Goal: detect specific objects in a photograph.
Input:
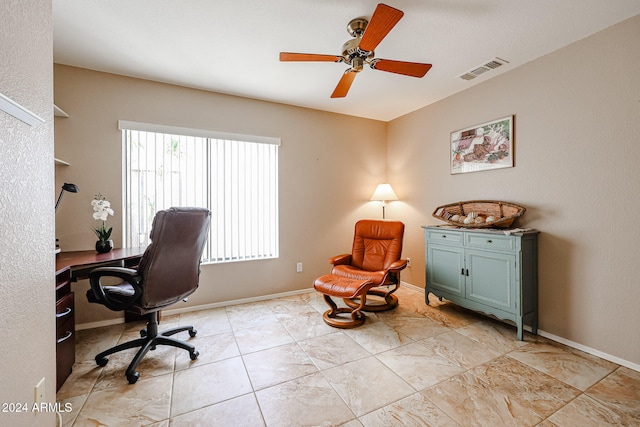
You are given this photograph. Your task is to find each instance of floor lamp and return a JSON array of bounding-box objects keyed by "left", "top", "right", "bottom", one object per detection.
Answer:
[{"left": 370, "top": 183, "right": 398, "bottom": 219}]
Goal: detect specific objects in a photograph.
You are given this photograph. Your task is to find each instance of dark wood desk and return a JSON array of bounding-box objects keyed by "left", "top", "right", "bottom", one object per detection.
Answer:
[
  {"left": 55, "top": 247, "right": 146, "bottom": 390},
  {"left": 56, "top": 247, "right": 147, "bottom": 279}
]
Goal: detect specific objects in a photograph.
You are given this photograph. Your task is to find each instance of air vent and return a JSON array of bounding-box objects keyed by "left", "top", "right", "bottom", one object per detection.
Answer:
[{"left": 459, "top": 57, "right": 509, "bottom": 81}]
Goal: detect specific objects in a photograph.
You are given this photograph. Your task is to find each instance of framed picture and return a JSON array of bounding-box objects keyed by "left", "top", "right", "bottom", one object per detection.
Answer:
[{"left": 450, "top": 115, "right": 513, "bottom": 174}]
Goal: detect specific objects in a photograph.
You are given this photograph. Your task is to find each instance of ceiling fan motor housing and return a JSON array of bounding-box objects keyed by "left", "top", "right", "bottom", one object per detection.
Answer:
[{"left": 341, "top": 38, "right": 374, "bottom": 71}]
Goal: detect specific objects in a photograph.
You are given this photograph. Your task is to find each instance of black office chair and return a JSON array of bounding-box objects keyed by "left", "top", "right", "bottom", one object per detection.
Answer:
[{"left": 87, "top": 207, "right": 211, "bottom": 384}]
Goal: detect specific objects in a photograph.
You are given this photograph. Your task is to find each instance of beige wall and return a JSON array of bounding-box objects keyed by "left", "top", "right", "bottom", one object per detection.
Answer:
[
  {"left": 53, "top": 65, "right": 388, "bottom": 324},
  {"left": 0, "top": 0, "right": 56, "bottom": 425},
  {"left": 387, "top": 14, "right": 640, "bottom": 366}
]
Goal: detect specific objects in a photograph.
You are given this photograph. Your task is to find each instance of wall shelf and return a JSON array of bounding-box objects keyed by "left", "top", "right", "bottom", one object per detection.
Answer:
[
  {"left": 54, "top": 104, "right": 69, "bottom": 118},
  {"left": 54, "top": 103, "right": 69, "bottom": 165}
]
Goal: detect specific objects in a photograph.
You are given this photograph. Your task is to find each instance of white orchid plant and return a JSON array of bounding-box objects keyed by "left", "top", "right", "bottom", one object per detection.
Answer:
[{"left": 91, "top": 194, "right": 115, "bottom": 241}]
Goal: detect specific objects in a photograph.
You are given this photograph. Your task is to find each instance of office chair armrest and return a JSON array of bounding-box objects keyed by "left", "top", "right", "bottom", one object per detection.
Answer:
[
  {"left": 388, "top": 259, "right": 408, "bottom": 273},
  {"left": 329, "top": 254, "right": 352, "bottom": 266},
  {"left": 89, "top": 266, "right": 143, "bottom": 311}
]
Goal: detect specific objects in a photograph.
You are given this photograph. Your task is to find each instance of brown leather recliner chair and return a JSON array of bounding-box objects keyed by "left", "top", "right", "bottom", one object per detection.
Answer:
[
  {"left": 329, "top": 219, "right": 407, "bottom": 312},
  {"left": 87, "top": 207, "right": 211, "bottom": 384}
]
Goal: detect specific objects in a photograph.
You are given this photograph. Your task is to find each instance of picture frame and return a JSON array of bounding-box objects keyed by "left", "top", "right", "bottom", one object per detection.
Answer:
[{"left": 450, "top": 115, "right": 513, "bottom": 174}]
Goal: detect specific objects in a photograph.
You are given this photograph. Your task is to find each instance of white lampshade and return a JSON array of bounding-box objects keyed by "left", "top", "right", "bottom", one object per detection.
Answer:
[{"left": 370, "top": 183, "right": 398, "bottom": 202}]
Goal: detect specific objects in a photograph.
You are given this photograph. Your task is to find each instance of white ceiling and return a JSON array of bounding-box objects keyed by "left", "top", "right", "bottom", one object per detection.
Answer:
[{"left": 53, "top": 0, "right": 640, "bottom": 122}]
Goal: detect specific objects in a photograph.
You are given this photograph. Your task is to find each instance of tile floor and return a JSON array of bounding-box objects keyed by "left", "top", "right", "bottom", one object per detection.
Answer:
[{"left": 56, "top": 286, "right": 640, "bottom": 426}]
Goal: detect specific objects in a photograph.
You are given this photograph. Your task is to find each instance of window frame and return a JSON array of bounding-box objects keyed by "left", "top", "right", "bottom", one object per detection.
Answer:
[{"left": 119, "top": 120, "right": 280, "bottom": 264}]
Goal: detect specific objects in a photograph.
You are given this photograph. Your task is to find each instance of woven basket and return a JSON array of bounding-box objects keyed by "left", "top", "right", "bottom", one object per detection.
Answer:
[{"left": 432, "top": 200, "right": 526, "bottom": 228}]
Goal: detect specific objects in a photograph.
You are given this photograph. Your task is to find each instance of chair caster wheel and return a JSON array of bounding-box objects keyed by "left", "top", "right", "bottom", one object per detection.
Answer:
[
  {"left": 140, "top": 329, "right": 147, "bottom": 338},
  {"left": 127, "top": 372, "right": 140, "bottom": 384},
  {"left": 96, "top": 357, "right": 109, "bottom": 367},
  {"left": 189, "top": 350, "right": 199, "bottom": 360},
  {"left": 189, "top": 329, "right": 197, "bottom": 337}
]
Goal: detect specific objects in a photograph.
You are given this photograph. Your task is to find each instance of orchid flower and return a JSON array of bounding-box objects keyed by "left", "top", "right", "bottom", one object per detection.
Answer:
[{"left": 92, "top": 194, "right": 115, "bottom": 241}]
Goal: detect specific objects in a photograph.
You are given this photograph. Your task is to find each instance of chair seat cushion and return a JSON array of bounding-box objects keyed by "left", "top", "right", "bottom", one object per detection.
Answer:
[
  {"left": 86, "top": 283, "right": 137, "bottom": 305},
  {"left": 331, "top": 265, "right": 387, "bottom": 286}
]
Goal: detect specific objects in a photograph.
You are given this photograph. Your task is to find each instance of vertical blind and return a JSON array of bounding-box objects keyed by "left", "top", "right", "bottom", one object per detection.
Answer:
[{"left": 119, "top": 120, "right": 279, "bottom": 263}]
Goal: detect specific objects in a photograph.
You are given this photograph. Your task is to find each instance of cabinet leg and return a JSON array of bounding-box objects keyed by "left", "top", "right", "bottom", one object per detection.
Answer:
[
  {"left": 516, "top": 318, "right": 524, "bottom": 341},
  {"left": 425, "top": 291, "right": 445, "bottom": 306}
]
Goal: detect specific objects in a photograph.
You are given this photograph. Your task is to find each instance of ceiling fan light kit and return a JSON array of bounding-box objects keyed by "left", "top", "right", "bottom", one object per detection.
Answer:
[{"left": 280, "top": 3, "right": 432, "bottom": 98}]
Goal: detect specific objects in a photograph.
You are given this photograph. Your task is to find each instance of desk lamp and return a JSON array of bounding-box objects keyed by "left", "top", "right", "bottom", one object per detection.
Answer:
[
  {"left": 55, "top": 183, "right": 79, "bottom": 211},
  {"left": 370, "top": 183, "right": 398, "bottom": 219}
]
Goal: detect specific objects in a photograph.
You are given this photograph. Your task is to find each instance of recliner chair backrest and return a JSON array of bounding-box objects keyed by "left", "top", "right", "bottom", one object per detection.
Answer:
[
  {"left": 351, "top": 219, "right": 404, "bottom": 272},
  {"left": 137, "top": 207, "right": 211, "bottom": 309}
]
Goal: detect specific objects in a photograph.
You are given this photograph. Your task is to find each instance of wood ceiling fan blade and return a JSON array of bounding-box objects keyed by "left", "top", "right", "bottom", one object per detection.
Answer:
[
  {"left": 280, "top": 52, "right": 343, "bottom": 62},
  {"left": 331, "top": 70, "right": 358, "bottom": 98},
  {"left": 359, "top": 3, "right": 404, "bottom": 52},
  {"left": 371, "top": 59, "right": 432, "bottom": 77}
]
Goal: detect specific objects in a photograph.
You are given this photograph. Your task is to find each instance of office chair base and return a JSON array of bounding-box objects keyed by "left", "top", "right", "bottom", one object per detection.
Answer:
[{"left": 94, "top": 313, "right": 199, "bottom": 384}]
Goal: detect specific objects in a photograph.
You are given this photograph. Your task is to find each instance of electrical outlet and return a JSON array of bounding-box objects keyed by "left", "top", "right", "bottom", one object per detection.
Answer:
[
  {"left": 296, "top": 262, "right": 303, "bottom": 273},
  {"left": 406, "top": 257, "right": 412, "bottom": 267},
  {"left": 34, "top": 377, "right": 45, "bottom": 408}
]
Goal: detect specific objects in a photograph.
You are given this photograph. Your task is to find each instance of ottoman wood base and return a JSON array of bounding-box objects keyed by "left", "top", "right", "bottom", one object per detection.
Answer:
[{"left": 313, "top": 274, "right": 374, "bottom": 329}]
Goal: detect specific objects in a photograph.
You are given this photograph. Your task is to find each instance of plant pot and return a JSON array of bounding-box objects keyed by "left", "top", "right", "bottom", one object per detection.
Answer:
[{"left": 96, "top": 239, "right": 114, "bottom": 254}]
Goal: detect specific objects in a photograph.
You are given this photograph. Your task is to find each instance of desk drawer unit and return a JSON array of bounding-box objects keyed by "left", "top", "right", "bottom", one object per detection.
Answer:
[
  {"left": 55, "top": 267, "right": 75, "bottom": 391},
  {"left": 56, "top": 291, "right": 75, "bottom": 391},
  {"left": 54, "top": 248, "right": 146, "bottom": 390}
]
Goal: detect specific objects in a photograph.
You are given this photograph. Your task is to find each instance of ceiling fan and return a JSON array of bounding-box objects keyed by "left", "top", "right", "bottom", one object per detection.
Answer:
[{"left": 279, "top": 3, "right": 432, "bottom": 98}]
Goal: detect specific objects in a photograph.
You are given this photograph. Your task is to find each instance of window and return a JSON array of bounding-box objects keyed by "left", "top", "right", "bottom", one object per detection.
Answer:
[{"left": 119, "top": 120, "right": 279, "bottom": 264}]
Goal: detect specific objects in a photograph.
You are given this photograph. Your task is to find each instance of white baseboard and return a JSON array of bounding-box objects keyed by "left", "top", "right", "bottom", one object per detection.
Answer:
[
  {"left": 77, "top": 281, "right": 640, "bottom": 372},
  {"left": 75, "top": 317, "right": 124, "bottom": 331},
  {"left": 536, "top": 329, "right": 640, "bottom": 372},
  {"left": 162, "top": 288, "right": 314, "bottom": 316},
  {"left": 401, "top": 281, "right": 424, "bottom": 292},
  {"left": 404, "top": 281, "right": 639, "bottom": 372},
  {"left": 75, "top": 288, "right": 314, "bottom": 331}
]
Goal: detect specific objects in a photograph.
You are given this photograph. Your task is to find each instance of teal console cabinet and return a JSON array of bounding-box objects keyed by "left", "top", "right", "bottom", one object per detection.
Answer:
[{"left": 423, "top": 225, "right": 539, "bottom": 340}]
